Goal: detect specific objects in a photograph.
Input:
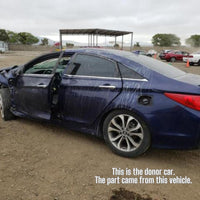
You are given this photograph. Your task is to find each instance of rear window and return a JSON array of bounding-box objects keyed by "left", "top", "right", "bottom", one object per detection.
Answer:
[{"left": 112, "top": 51, "right": 186, "bottom": 78}]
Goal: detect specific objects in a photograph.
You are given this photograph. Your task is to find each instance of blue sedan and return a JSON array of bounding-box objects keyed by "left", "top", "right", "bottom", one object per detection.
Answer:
[{"left": 0, "top": 49, "right": 200, "bottom": 157}]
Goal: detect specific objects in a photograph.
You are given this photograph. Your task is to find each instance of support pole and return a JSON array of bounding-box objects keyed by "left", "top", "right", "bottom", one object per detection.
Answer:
[
  {"left": 130, "top": 33, "right": 133, "bottom": 51},
  {"left": 90, "top": 35, "right": 92, "bottom": 46},
  {"left": 122, "top": 35, "right": 124, "bottom": 50},
  {"left": 96, "top": 34, "right": 98, "bottom": 46},
  {"left": 115, "top": 36, "right": 117, "bottom": 45},
  {"left": 93, "top": 34, "right": 95, "bottom": 47},
  {"left": 59, "top": 32, "right": 62, "bottom": 50}
]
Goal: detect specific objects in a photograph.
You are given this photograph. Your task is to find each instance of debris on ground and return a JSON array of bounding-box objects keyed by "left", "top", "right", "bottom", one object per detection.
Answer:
[{"left": 110, "top": 188, "right": 153, "bottom": 200}]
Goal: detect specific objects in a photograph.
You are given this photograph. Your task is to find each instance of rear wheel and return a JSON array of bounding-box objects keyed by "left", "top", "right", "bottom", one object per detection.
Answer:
[
  {"left": 103, "top": 110, "right": 151, "bottom": 157},
  {"left": 0, "top": 89, "right": 15, "bottom": 121},
  {"left": 198, "top": 60, "right": 200, "bottom": 66},
  {"left": 170, "top": 57, "right": 176, "bottom": 62}
]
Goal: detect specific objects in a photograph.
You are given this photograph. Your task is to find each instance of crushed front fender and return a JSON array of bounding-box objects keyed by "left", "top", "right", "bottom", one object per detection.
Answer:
[
  {"left": 0, "top": 65, "right": 20, "bottom": 87},
  {"left": 0, "top": 73, "right": 9, "bottom": 86}
]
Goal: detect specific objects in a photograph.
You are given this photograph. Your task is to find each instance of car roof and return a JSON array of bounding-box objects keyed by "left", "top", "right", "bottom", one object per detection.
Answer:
[
  {"left": 65, "top": 48, "right": 137, "bottom": 64},
  {"left": 65, "top": 48, "right": 148, "bottom": 68},
  {"left": 65, "top": 48, "right": 128, "bottom": 59},
  {"left": 171, "top": 50, "right": 188, "bottom": 53},
  {"left": 65, "top": 48, "right": 154, "bottom": 66}
]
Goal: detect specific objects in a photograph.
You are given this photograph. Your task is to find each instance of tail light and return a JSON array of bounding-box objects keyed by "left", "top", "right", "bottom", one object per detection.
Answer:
[{"left": 164, "top": 93, "right": 200, "bottom": 111}]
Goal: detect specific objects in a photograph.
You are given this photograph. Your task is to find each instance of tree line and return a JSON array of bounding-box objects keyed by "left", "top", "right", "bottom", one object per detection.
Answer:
[
  {"left": 1, "top": 28, "right": 200, "bottom": 47},
  {"left": 0, "top": 29, "right": 48, "bottom": 45},
  {"left": 152, "top": 33, "right": 200, "bottom": 47}
]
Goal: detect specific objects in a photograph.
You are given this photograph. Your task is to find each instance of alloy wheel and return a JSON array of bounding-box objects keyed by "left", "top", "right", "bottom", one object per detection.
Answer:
[{"left": 108, "top": 114, "right": 144, "bottom": 152}]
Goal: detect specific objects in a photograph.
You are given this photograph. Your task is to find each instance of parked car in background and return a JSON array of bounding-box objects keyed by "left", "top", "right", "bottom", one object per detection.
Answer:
[
  {"left": 159, "top": 49, "right": 172, "bottom": 60},
  {"left": 132, "top": 50, "right": 147, "bottom": 56},
  {"left": 164, "top": 50, "right": 189, "bottom": 62},
  {"left": 146, "top": 49, "right": 157, "bottom": 57},
  {"left": 1, "top": 49, "right": 200, "bottom": 157},
  {"left": 183, "top": 52, "right": 200, "bottom": 66},
  {"left": 0, "top": 41, "right": 8, "bottom": 53}
]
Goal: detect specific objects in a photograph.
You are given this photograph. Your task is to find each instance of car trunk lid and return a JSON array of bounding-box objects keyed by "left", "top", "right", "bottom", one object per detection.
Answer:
[{"left": 175, "top": 73, "right": 200, "bottom": 86}]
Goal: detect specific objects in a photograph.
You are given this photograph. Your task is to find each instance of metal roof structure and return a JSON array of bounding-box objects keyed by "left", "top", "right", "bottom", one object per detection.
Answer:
[{"left": 59, "top": 28, "right": 133, "bottom": 50}]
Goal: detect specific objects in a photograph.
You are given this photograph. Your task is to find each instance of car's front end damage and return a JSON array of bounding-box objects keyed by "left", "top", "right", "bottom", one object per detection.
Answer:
[
  {"left": 0, "top": 65, "right": 21, "bottom": 87},
  {"left": 0, "top": 73, "right": 8, "bottom": 86},
  {"left": 0, "top": 67, "right": 11, "bottom": 87}
]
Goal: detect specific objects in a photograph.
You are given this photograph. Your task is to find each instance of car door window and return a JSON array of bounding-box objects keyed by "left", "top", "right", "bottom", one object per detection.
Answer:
[
  {"left": 118, "top": 63, "right": 144, "bottom": 79},
  {"left": 66, "top": 54, "right": 119, "bottom": 78},
  {"left": 24, "top": 56, "right": 70, "bottom": 75}
]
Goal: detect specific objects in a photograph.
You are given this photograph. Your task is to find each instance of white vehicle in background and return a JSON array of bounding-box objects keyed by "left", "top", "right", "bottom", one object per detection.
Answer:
[
  {"left": 146, "top": 49, "right": 157, "bottom": 57},
  {"left": 0, "top": 41, "right": 8, "bottom": 53},
  {"left": 183, "top": 52, "right": 200, "bottom": 66}
]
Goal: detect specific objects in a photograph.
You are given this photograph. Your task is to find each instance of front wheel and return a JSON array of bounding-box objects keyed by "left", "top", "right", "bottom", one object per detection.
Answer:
[
  {"left": 170, "top": 57, "right": 176, "bottom": 62},
  {"left": 190, "top": 62, "right": 194, "bottom": 66},
  {"left": 103, "top": 110, "right": 151, "bottom": 157},
  {"left": 0, "top": 89, "right": 15, "bottom": 121}
]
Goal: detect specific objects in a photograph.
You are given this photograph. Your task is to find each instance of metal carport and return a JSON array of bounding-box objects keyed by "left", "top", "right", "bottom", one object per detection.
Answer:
[{"left": 59, "top": 28, "right": 133, "bottom": 50}]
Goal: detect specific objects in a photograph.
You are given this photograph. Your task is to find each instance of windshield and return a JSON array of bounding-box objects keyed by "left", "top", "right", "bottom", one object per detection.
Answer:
[{"left": 113, "top": 50, "right": 186, "bottom": 78}]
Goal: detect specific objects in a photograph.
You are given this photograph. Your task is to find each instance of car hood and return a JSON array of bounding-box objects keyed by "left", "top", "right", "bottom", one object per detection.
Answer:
[
  {"left": 0, "top": 65, "right": 19, "bottom": 72},
  {"left": 175, "top": 73, "right": 200, "bottom": 86}
]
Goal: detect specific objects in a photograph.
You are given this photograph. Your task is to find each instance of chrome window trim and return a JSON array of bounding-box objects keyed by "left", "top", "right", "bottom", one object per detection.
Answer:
[
  {"left": 63, "top": 74, "right": 148, "bottom": 82},
  {"left": 22, "top": 74, "right": 53, "bottom": 78},
  {"left": 123, "top": 78, "right": 148, "bottom": 82},
  {"left": 64, "top": 74, "right": 121, "bottom": 80}
]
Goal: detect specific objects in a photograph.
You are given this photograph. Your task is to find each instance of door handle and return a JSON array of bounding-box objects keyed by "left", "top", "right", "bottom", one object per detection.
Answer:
[
  {"left": 99, "top": 85, "right": 116, "bottom": 89},
  {"left": 36, "top": 83, "right": 47, "bottom": 88}
]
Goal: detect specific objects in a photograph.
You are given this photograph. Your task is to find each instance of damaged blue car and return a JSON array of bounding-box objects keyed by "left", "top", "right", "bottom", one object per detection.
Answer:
[{"left": 0, "top": 49, "right": 200, "bottom": 157}]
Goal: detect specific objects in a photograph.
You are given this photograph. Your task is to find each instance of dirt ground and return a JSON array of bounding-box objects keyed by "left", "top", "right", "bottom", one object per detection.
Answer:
[{"left": 0, "top": 51, "right": 199, "bottom": 200}]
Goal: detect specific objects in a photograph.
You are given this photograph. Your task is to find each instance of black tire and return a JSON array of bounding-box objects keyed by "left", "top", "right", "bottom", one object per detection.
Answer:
[
  {"left": 190, "top": 62, "right": 194, "bottom": 66},
  {"left": 0, "top": 88, "right": 15, "bottom": 121},
  {"left": 198, "top": 60, "right": 200, "bottom": 66},
  {"left": 170, "top": 57, "right": 176, "bottom": 62},
  {"left": 103, "top": 110, "right": 151, "bottom": 158}
]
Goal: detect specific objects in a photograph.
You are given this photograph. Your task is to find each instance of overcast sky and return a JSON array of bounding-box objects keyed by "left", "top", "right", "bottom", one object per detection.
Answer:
[{"left": 0, "top": 0, "right": 200, "bottom": 45}]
